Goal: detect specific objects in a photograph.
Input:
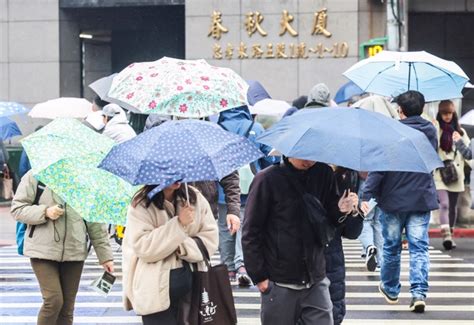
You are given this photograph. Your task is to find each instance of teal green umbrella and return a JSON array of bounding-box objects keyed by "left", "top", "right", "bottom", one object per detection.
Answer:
[{"left": 22, "top": 118, "right": 135, "bottom": 225}]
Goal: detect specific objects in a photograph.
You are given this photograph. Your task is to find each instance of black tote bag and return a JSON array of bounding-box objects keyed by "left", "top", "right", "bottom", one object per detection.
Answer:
[{"left": 179, "top": 237, "right": 237, "bottom": 325}]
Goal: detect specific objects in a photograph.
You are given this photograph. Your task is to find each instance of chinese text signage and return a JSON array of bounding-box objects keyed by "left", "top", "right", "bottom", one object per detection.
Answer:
[{"left": 208, "top": 9, "right": 349, "bottom": 60}]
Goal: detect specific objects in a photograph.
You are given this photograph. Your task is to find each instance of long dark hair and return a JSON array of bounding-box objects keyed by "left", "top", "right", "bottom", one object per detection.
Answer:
[
  {"left": 436, "top": 100, "right": 464, "bottom": 136},
  {"left": 132, "top": 184, "right": 197, "bottom": 209}
]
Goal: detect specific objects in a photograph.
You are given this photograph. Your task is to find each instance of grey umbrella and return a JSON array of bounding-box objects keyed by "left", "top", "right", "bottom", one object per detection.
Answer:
[{"left": 88, "top": 74, "right": 141, "bottom": 113}]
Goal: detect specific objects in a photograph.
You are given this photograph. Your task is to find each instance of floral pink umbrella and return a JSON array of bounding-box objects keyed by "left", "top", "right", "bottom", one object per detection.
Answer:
[{"left": 107, "top": 57, "right": 248, "bottom": 118}]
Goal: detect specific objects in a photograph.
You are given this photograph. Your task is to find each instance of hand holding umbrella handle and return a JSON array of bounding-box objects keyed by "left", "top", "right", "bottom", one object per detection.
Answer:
[
  {"left": 178, "top": 204, "right": 195, "bottom": 227},
  {"left": 46, "top": 205, "right": 65, "bottom": 220}
]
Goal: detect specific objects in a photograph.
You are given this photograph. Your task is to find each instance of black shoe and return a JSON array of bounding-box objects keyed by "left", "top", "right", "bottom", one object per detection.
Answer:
[
  {"left": 365, "top": 245, "right": 377, "bottom": 272},
  {"left": 378, "top": 283, "right": 399, "bottom": 304},
  {"left": 409, "top": 297, "right": 426, "bottom": 313},
  {"left": 237, "top": 266, "right": 252, "bottom": 287}
]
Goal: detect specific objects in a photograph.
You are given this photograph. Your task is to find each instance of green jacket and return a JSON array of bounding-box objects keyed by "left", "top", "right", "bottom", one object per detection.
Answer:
[{"left": 11, "top": 171, "right": 113, "bottom": 264}]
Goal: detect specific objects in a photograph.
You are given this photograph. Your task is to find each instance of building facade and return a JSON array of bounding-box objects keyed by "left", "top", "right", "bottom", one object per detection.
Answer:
[{"left": 1, "top": 0, "right": 473, "bottom": 133}]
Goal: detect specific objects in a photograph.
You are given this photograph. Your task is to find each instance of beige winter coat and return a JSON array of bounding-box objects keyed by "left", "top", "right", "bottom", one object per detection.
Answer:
[
  {"left": 434, "top": 127, "right": 470, "bottom": 192},
  {"left": 11, "top": 171, "right": 113, "bottom": 263},
  {"left": 122, "top": 187, "right": 218, "bottom": 315}
]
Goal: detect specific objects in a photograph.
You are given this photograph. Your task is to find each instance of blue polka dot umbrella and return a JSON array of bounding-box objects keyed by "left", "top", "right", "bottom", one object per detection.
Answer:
[{"left": 98, "top": 119, "right": 264, "bottom": 198}]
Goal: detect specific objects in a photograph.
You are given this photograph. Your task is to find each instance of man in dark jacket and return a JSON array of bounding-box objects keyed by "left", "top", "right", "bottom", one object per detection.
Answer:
[
  {"left": 243, "top": 157, "right": 359, "bottom": 325},
  {"left": 361, "top": 90, "right": 438, "bottom": 314}
]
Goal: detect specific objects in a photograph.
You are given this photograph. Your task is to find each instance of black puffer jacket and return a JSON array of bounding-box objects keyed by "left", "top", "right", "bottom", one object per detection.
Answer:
[{"left": 325, "top": 168, "right": 363, "bottom": 324}]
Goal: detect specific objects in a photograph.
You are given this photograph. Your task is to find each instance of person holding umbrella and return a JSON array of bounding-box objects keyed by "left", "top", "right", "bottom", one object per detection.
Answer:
[
  {"left": 122, "top": 182, "right": 218, "bottom": 324},
  {"left": 360, "top": 90, "right": 439, "bottom": 313},
  {"left": 10, "top": 172, "right": 114, "bottom": 325},
  {"left": 434, "top": 100, "right": 471, "bottom": 250}
]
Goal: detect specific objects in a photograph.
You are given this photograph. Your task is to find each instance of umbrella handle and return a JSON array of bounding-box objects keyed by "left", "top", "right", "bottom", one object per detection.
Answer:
[{"left": 184, "top": 182, "right": 190, "bottom": 205}]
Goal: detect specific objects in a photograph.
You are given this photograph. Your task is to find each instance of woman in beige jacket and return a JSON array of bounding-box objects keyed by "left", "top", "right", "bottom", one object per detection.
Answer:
[
  {"left": 433, "top": 100, "right": 471, "bottom": 250},
  {"left": 122, "top": 182, "right": 218, "bottom": 324},
  {"left": 11, "top": 171, "right": 114, "bottom": 325}
]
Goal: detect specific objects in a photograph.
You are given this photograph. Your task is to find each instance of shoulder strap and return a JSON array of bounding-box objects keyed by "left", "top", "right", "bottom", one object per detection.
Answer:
[
  {"left": 29, "top": 181, "right": 46, "bottom": 238},
  {"left": 192, "top": 236, "right": 211, "bottom": 269},
  {"left": 33, "top": 181, "right": 45, "bottom": 205},
  {"left": 244, "top": 121, "right": 255, "bottom": 138}
]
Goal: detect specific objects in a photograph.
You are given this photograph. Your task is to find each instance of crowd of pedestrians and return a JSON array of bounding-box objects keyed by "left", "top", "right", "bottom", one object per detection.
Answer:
[{"left": 8, "top": 74, "right": 473, "bottom": 325}]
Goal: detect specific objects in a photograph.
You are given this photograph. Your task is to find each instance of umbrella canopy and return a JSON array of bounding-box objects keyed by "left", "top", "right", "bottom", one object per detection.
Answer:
[
  {"left": 257, "top": 107, "right": 443, "bottom": 173},
  {"left": 0, "top": 102, "right": 29, "bottom": 117},
  {"left": 0, "top": 117, "right": 22, "bottom": 140},
  {"left": 29, "top": 98, "right": 92, "bottom": 119},
  {"left": 248, "top": 98, "right": 291, "bottom": 117},
  {"left": 352, "top": 95, "right": 399, "bottom": 119},
  {"left": 334, "top": 81, "right": 364, "bottom": 104},
  {"left": 106, "top": 57, "right": 248, "bottom": 118},
  {"left": 88, "top": 74, "right": 139, "bottom": 112},
  {"left": 460, "top": 110, "right": 474, "bottom": 126},
  {"left": 99, "top": 119, "right": 264, "bottom": 197},
  {"left": 22, "top": 118, "right": 135, "bottom": 225},
  {"left": 343, "top": 51, "right": 469, "bottom": 102}
]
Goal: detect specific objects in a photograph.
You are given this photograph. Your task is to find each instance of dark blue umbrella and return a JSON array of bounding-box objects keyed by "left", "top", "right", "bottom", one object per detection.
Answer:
[
  {"left": 0, "top": 102, "right": 29, "bottom": 117},
  {"left": 257, "top": 107, "right": 443, "bottom": 173},
  {"left": 99, "top": 119, "right": 263, "bottom": 197},
  {"left": 0, "top": 117, "right": 22, "bottom": 140},
  {"left": 334, "top": 81, "right": 364, "bottom": 104}
]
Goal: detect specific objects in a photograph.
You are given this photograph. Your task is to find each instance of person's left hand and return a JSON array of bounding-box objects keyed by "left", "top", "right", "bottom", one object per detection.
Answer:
[
  {"left": 338, "top": 190, "right": 359, "bottom": 214},
  {"left": 226, "top": 214, "right": 240, "bottom": 235},
  {"left": 102, "top": 260, "right": 114, "bottom": 273},
  {"left": 453, "top": 131, "right": 462, "bottom": 142}
]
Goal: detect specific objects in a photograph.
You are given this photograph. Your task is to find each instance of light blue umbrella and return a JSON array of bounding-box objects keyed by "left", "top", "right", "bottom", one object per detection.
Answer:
[
  {"left": 334, "top": 81, "right": 364, "bottom": 104},
  {"left": 343, "top": 51, "right": 469, "bottom": 102},
  {"left": 99, "top": 119, "right": 264, "bottom": 198},
  {"left": 257, "top": 107, "right": 443, "bottom": 173},
  {"left": 0, "top": 117, "right": 22, "bottom": 140},
  {"left": 0, "top": 102, "right": 29, "bottom": 117}
]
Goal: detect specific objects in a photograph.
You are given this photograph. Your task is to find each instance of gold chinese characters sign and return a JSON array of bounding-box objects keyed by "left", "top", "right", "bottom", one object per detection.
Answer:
[{"left": 208, "top": 9, "right": 348, "bottom": 60}]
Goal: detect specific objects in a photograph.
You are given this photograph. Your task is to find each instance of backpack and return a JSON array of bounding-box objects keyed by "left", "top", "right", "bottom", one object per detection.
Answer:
[
  {"left": 16, "top": 181, "right": 45, "bottom": 255},
  {"left": 220, "top": 121, "right": 256, "bottom": 195}
]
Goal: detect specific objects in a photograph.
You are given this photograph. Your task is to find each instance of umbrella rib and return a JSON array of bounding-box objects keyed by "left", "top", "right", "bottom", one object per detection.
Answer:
[
  {"left": 424, "top": 62, "right": 462, "bottom": 87},
  {"left": 363, "top": 63, "right": 396, "bottom": 92}
]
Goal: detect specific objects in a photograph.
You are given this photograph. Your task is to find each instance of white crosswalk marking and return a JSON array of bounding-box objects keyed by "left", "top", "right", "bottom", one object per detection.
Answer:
[{"left": 0, "top": 241, "right": 473, "bottom": 324}]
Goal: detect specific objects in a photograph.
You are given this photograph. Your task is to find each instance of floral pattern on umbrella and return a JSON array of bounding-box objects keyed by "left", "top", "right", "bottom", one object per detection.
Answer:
[
  {"left": 107, "top": 57, "right": 249, "bottom": 118},
  {"left": 21, "top": 118, "right": 136, "bottom": 225}
]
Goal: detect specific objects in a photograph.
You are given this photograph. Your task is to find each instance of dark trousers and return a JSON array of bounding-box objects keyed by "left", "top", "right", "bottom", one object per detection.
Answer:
[
  {"left": 30, "top": 258, "right": 84, "bottom": 325},
  {"left": 261, "top": 277, "right": 333, "bottom": 325},
  {"left": 142, "top": 303, "right": 179, "bottom": 325}
]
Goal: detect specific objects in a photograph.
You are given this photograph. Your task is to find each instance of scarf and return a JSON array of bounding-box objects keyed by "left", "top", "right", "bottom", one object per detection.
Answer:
[{"left": 440, "top": 120, "right": 455, "bottom": 153}]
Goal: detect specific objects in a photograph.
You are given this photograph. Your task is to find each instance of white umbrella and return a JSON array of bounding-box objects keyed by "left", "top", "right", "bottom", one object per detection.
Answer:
[
  {"left": 29, "top": 98, "right": 92, "bottom": 119},
  {"left": 460, "top": 110, "right": 474, "bottom": 126},
  {"left": 343, "top": 51, "right": 469, "bottom": 102},
  {"left": 248, "top": 99, "right": 291, "bottom": 117}
]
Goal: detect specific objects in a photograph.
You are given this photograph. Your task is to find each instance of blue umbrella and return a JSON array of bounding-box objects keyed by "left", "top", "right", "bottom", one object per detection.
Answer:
[
  {"left": 0, "top": 117, "right": 22, "bottom": 140},
  {"left": 0, "top": 102, "right": 29, "bottom": 117},
  {"left": 257, "top": 107, "right": 443, "bottom": 173},
  {"left": 343, "top": 51, "right": 469, "bottom": 102},
  {"left": 99, "top": 119, "right": 264, "bottom": 197},
  {"left": 334, "top": 81, "right": 364, "bottom": 104}
]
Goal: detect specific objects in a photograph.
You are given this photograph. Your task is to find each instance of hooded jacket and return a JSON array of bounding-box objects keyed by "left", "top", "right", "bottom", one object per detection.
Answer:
[
  {"left": 103, "top": 109, "right": 137, "bottom": 144},
  {"left": 361, "top": 115, "right": 439, "bottom": 213}
]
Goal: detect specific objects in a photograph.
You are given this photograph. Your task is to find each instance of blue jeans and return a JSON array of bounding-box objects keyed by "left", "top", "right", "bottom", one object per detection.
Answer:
[
  {"left": 380, "top": 211, "right": 430, "bottom": 299},
  {"left": 218, "top": 204, "right": 244, "bottom": 272},
  {"left": 358, "top": 207, "right": 384, "bottom": 266}
]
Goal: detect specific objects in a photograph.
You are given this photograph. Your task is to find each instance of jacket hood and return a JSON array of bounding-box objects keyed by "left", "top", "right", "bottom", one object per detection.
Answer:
[
  {"left": 218, "top": 105, "right": 254, "bottom": 136},
  {"left": 401, "top": 115, "right": 438, "bottom": 149},
  {"left": 247, "top": 80, "right": 271, "bottom": 106}
]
